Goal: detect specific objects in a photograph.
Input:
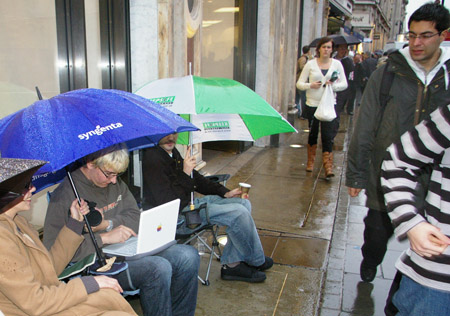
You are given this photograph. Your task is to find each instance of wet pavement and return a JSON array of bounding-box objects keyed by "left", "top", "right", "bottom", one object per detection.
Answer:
[{"left": 128, "top": 110, "right": 407, "bottom": 315}]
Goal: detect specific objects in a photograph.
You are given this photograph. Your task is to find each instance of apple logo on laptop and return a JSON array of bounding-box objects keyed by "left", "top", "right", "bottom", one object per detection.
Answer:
[{"left": 157, "top": 224, "right": 162, "bottom": 232}]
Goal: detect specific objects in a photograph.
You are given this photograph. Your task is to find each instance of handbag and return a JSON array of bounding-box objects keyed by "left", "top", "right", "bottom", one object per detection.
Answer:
[{"left": 314, "top": 84, "right": 336, "bottom": 122}]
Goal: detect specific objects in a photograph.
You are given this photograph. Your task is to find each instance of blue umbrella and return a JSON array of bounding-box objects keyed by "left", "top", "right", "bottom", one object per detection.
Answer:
[
  {"left": 0, "top": 88, "right": 198, "bottom": 267},
  {"left": 0, "top": 88, "right": 199, "bottom": 191}
]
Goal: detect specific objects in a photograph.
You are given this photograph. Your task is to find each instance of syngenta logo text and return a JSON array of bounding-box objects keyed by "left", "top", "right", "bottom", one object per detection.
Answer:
[
  {"left": 78, "top": 123, "right": 123, "bottom": 140},
  {"left": 149, "top": 96, "right": 175, "bottom": 107},
  {"left": 203, "top": 121, "right": 230, "bottom": 131}
]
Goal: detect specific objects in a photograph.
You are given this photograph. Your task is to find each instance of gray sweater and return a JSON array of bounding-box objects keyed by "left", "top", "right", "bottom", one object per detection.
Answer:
[{"left": 43, "top": 168, "right": 140, "bottom": 262}]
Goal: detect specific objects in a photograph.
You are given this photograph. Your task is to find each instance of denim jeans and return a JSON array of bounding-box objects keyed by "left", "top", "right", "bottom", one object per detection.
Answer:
[
  {"left": 182, "top": 195, "right": 265, "bottom": 266},
  {"left": 117, "top": 244, "right": 199, "bottom": 316},
  {"left": 393, "top": 275, "right": 450, "bottom": 316}
]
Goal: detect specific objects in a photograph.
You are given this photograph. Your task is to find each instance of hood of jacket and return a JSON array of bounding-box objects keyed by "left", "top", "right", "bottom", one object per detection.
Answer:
[{"left": 396, "top": 46, "right": 450, "bottom": 89}]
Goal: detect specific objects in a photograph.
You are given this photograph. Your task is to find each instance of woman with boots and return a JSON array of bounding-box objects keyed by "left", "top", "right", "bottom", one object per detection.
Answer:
[{"left": 296, "top": 37, "right": 347, "bottom": 177}]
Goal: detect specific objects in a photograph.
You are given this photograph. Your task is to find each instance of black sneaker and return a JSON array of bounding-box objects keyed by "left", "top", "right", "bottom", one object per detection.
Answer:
[
  {"left": 247, "top": 256, "right": 274, "bottom": 271},
  {"left": 360, "top": 261, "right": 377, "bottom": 282},
  {"left": 221, "top": 263, "right": 266, "bottom": 283}
]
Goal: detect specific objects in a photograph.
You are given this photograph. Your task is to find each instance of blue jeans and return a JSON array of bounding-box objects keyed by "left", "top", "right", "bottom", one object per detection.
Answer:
[
  {"left": 182, "top": 195, "right": 265, "bottom": 266},
  {"left": 393, "top": 275, "right": 450, "bottom": 316},
  {"left": 117, "top": 244, "right": 199, "bottom": 316}
]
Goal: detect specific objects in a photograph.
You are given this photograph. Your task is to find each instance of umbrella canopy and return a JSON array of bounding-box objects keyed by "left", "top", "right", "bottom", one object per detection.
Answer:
[
  {"left": 0, "top": 158, "right": 46, "bottom": 211},
  {"left": 0, "top": 88, "right": 199, "bottom": 190},
  {"left": 135, "top": 75, "right": 296, "bottom": 144},
  {"left": 309, "top": 34, "right": 361, "bottom": 47}
]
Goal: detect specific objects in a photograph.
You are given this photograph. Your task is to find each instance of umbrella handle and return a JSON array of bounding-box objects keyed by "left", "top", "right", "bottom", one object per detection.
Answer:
[{"left": 66, "top": 169, "right": 107, "bottom": 267}]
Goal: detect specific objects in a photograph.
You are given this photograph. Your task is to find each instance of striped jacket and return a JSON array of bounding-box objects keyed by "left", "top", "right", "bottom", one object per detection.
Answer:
[{"left": 381, "top": 104, "right": 450, "bottom": 292}]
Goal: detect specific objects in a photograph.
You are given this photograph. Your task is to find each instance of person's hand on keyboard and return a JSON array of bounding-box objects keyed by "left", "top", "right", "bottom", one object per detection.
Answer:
[{"left": 100, "top": 225, "right": 136, "bottom": 245}]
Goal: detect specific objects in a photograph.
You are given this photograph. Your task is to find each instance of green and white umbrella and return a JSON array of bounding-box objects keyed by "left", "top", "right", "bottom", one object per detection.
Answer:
[{"left": 135, "top": 75, "right": 296, "bottom": 144}]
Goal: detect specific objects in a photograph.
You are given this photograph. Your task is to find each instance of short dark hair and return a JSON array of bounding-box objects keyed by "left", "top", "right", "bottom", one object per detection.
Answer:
[
  {"left": 302, "top": 45, "right": 310, "bottom": 54},
  {"left": 408, "top": 2, "right": 450, "bottom": 33},
  {"left": 316, "top": 37, "right": 333, "bottom": 57}
]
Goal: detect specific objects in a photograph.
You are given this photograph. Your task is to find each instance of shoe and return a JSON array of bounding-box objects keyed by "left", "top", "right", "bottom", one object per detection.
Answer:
[
  {"left": 360, "top": 261, "right": 377, "bottom": 282},
  {"left": 221, "top": 263, "right": 266, "bottom": 283},
  {"left": 248, "top": 256, "right": 274, "bottom": 271},
  {"left": 347, "top": 111, "right": 353, "bottom": 115}
]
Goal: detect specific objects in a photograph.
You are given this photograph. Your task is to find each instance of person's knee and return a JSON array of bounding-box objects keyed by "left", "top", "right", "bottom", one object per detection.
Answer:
[
  {"left": 146, "top": 258, "right": 173, "bottom": 283},
  {"left": 178, "top": 245, "right": 200, "bottom": 273}
]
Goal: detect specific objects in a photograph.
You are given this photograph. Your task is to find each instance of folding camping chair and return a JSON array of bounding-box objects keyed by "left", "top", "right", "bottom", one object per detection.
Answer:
[{"left": 175, "top": 173, "right": 230, "bottom": 286}]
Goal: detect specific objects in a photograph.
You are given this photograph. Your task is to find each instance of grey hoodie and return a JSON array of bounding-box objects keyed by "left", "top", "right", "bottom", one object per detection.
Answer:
[{"left": 43, "top": 168, "right": 141, "bottom": 262}]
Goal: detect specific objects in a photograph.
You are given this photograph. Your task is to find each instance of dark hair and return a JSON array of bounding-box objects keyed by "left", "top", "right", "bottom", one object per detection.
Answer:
[
  {"left": 408, "top": 2, "right": 450, "bottom": 33},
  {"left": 302, "top": 45, "right": 310, "bottom": 54},
  {"left": 316, "top": 37, "right": 333, "bottom": 57}
]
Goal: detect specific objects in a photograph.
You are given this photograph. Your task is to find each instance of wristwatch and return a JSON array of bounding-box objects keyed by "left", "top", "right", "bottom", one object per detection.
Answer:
[{"left": 105, "top": 220, "right": 113, "bottom": 232}]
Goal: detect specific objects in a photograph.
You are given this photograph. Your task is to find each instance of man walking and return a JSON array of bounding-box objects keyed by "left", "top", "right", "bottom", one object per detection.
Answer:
[
  {"left": 346, "top": 2, "right": 450, "bottom": 283},
  {"left": 335, "top": 44, "right": 355, "bottom": 116}
]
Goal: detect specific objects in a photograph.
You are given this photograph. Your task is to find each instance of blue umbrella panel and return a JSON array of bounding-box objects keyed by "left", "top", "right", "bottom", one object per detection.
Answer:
[{"left": 0, "top": 88, "right": 199, "bottom": 191}]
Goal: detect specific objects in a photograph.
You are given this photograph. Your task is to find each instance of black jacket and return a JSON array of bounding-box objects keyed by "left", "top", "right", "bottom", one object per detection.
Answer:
[{"left": 142, "top": 146, "right": 229, "bottom": 210}]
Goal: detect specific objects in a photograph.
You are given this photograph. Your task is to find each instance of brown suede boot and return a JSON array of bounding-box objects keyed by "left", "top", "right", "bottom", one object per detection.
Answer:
[
  {"left": 306, "top": 144, "right": 317, "bottom": 172},
  {"left": 323, "top": 152, "right": 334, "bottom": 177}
]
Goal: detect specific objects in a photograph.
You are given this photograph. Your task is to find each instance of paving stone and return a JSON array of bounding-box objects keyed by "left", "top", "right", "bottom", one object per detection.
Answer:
[
  {"left": 326, "top": 268, "right": 344, "bottom": 282},
  {"left": 319, "top": 307, "right": 341, "bottom": 316},
  {"left": 324, "top": 279, "right": 342, "bottom": 295},
  {"left": 322, "top": 293, "right": 341, "bottom": 310},
  {"left": 328, "top": 256, "right": 345, "bottom": 271},
  {"left": 341, "top": 273, "right": 393, "bottom": 316}
]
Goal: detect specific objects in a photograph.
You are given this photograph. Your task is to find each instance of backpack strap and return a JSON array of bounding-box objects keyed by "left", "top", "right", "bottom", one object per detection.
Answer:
[
  {"left": 375, "top": 61, "right": 395, "bottom": 135},
  {"left": 379, "top": 60, "right": 394, "bottom": 109}
]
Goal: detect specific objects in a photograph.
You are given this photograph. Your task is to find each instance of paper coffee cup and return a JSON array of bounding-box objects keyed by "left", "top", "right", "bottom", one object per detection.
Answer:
[{"left": 239, "top": 182, "right": 251, "bottom": 199}]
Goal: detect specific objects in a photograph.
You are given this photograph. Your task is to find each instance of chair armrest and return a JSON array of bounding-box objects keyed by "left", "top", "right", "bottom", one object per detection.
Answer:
[{"left": 205, "top": 174, "right": 230, "bottom": 185}]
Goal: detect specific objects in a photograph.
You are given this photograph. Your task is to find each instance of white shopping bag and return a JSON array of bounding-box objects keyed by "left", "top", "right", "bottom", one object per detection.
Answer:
[{"left": 314, "top": 85, "right": 336, "bottom": 122}]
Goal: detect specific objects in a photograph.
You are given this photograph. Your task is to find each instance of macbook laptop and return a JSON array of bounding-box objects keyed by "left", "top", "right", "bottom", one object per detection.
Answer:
[{"left": 103, "top": 199, "right": 180, "bottom": 259}]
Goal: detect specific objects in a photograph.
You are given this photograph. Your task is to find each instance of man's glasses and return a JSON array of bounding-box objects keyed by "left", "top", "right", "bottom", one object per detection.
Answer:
[
  {"left": 406, "top": 32, "right": 440, "bottom": 41},
  {"left": 99, "top": 167, "right": 123, "bottom": 179}
]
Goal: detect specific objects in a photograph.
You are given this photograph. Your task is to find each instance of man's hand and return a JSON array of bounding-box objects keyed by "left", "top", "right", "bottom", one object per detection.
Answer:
[
  {"left": 183, "top": 146, "right": 197, "bottom": 175},
  {"left": 93, "top": 275, "right": 123, "bottom": 293},
  {"left": 407, "top": 222, "right": 450, "bottom": 257},
  {"left": 224, "top": 188, "right": 242, "bottom": 199},
  {"left": 100, "top": 225, "right": 136, "bottom": 245},
  {"left": 69, "top": 199, "right": 89, "bottom": 222},
  {"left": 348, "top": 187, "right": 362, "bottom": 197}
]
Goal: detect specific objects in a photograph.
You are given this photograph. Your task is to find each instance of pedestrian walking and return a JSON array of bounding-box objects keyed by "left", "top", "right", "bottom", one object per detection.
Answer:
[
  {"left": 346, "top": 2, "right": 450, "bottom": 287},
  {"left": 381, "top": 104, "right": 450, "bottom": 316},
  {"left": 296, "top": 45, "right": 312, "bottom": 118},
  {"left": 297, "top": 37, "right": 347, "bottom": 177}
]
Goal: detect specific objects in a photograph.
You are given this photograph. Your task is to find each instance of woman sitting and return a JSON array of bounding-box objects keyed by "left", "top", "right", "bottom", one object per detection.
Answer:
[{"left": 0, "top": 158, "right": 136, "bottom": 315}]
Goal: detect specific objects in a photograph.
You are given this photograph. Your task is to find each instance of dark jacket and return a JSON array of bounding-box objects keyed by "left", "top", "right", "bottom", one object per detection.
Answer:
[
  {"left": 337, "top": 56, "right": 355, "bottom": 101},
  {"left": 346, "top": 48, "right": 450, "bottom": 211},
  {"left": 142, "top": 146, "right": 229, "bottom": 210}
]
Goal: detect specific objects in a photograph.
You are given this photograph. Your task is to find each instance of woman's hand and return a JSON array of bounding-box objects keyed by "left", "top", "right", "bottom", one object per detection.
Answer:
[
  {"left": 310, "top": 81, "right": 322, "bottom": 89},
  {"left": 93, "top": 275, "right": 123, "bottom": 293},
  {"left": 69, "top": 199, "right": 89, "bottom": 222}
]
